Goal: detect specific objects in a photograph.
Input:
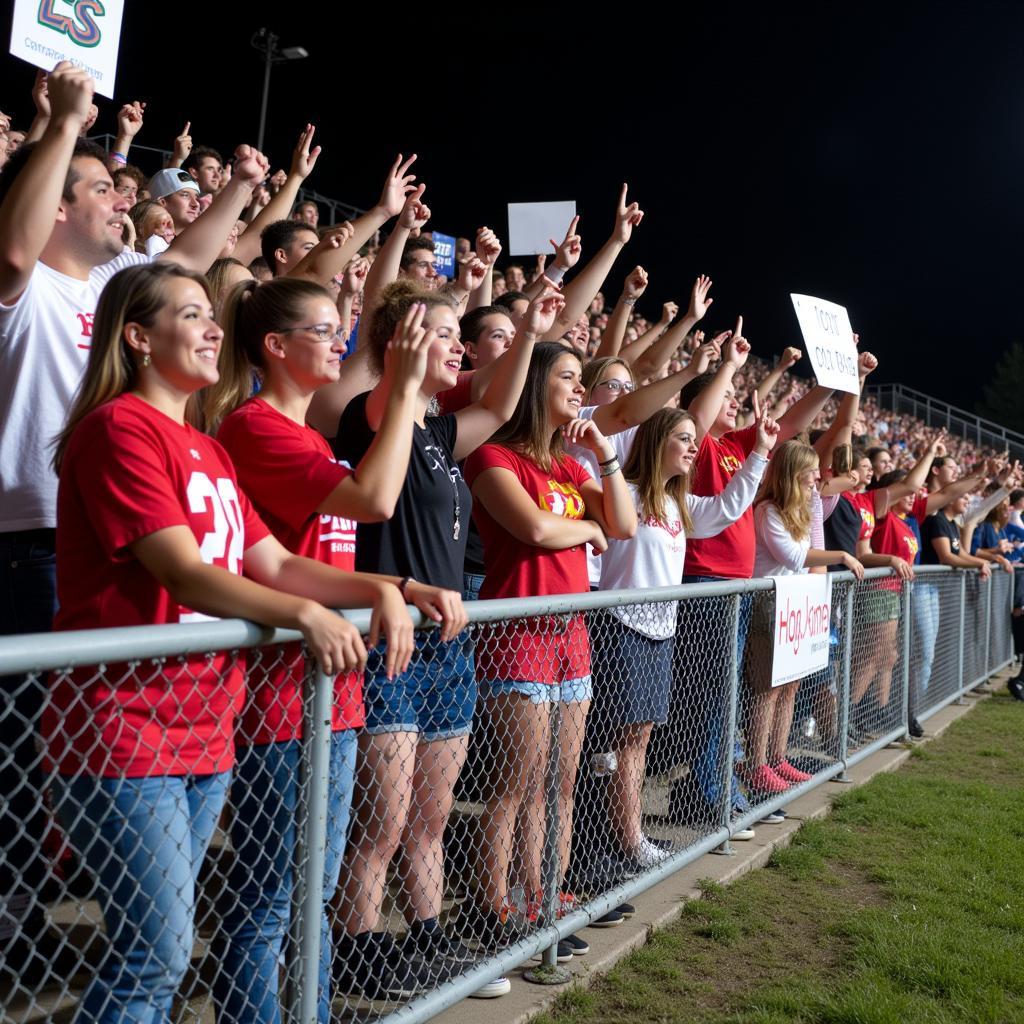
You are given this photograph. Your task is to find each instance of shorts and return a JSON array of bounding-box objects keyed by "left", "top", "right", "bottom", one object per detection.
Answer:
[
  {"left": 591, "top": 614, "right": 674, "bottom": 726},
  {"left": 478, "top": 676, "right": 592, "bottom": 704},
  {"left": 363, "top": 630, "right": 476, "bottom": 740},
  {"left": 861, "top": 587, "right": 901, "bottom": 624}
]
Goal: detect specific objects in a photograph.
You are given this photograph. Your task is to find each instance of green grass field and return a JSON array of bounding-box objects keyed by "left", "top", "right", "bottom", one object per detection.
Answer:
[{"left": 535, "top": 693, "right": 1024, "bottom": 1024}]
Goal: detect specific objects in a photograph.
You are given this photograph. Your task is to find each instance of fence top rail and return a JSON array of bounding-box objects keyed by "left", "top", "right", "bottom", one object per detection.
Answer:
[{"left": 0, "top": 566, "right": 958, "bottom": 676}]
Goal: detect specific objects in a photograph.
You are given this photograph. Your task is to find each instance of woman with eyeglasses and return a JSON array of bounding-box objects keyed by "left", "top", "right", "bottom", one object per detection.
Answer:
[{"left": 207, "top": 277, "right": 458, "bottom": 1022}]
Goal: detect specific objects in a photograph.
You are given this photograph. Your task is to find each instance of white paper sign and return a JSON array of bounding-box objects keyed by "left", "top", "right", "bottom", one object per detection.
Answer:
[
  {"left": 508, "top": 201, "right": 576, "bottom": 257},
  {"left": 790, "top": 293, "right": 859, "bottom": 395},
  {"left": 10, "top": 0, "right": 125, "bottom": 99},
  {"left": 771, "top": 574, "right": 833, "bottom": 687}
]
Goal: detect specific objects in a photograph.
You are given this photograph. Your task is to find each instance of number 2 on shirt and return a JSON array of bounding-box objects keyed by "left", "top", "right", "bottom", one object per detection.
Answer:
[{"left": 187, "top": 472, "right": 245, "bottom": 574}]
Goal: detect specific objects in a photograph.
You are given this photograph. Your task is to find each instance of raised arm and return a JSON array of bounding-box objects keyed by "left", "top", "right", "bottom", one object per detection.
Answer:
[
  {"left": 629, "top": 275, "right": 714, "bottom": 380},
  {"left": 594, "top": 265, "right": 649, "bottom": 360},
  {"left": 571, "top": 419, "right": 638, "bottom": 541},
  {"left": 466, "top": 226, "right": 502, "bottom": 312},
  {"left": 776, "top": 380, "right": 836, "bottom": 443},
  {"left": 524, "top": 215, "right": 581, "bottom": 302},
  {"left": 755, "top": 346, "right": 802, "bottom": 410},
  {"left": 873, "top": 431, "right": 946, "bottom": 516},
  {"left": 168, "top": 121, "right": 193, "bottom": 168},
  {"left": 541, "top": 184, "right": 644, "bottom": 340},
  {"left": 688, "top": 319, "right": 749, "bottom": 440},
  {"left": 814, "top": 347, "right": 875, "bottom": 469},
  {"left": 109, "top": 99, "right": 145, "bottom": 170}
]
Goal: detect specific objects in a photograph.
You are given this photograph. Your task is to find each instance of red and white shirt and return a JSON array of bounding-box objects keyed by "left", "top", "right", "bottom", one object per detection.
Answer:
[
  {"left": 218, "top": 398, "right": 365, "bottom": 742},
  {"left": 44, "top": 394, "right": 270, "bottom": 778}
]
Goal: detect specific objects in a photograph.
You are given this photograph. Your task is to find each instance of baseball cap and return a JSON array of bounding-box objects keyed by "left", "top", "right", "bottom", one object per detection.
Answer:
[{"left": 147, "top": 167, "right": 201, "bottom": 201}]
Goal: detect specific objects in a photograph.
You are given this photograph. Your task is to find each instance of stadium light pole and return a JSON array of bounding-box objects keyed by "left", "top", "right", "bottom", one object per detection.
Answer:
[{"left": 251, "top": 28, "right": 309, "bottom": 152}]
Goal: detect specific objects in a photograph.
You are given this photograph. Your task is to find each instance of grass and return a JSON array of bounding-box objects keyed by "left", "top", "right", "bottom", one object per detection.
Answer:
[{"left": 532, "top": 692, "right": 1024, "bottom": 1024}]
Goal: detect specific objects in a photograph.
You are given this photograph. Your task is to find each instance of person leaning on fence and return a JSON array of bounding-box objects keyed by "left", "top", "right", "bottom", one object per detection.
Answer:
[
  {"left": 328, "top": 279, "right": 550, "bottom": 1000},
  {"left": 462, "top": 339, "right": 637, "bottom": 953},
  {"left": 207, "top": 279, "right": 459, "bottom": 1023},
  {"left": 744, "top": 440, "right": 865, "bottom": 796},
  {"left": 43, "top": 261, "right": 421, "bottom": 1023},
  {"left": 591, "top": 400, "right": 776, "bottom": 864}
]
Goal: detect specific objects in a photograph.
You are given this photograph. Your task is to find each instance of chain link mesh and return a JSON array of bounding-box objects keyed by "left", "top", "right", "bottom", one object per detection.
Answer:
[{"left": 0, "top": 570, "right": 1007, "bottom": 1022}]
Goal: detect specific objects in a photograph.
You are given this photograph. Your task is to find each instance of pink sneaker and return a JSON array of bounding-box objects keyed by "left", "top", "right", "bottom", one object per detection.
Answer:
[
  {"left": 744, "top": 763, "right": 791, "bottom": 795},
  {"left": 773, "top": 759, "right": 813, "bottom": 784}
]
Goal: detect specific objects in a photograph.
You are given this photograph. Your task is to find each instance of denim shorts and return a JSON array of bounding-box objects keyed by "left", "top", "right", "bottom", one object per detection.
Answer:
[
  {"left": 478, "top": 675, "right": 592, "bottom": 704},
  {"left": 363, "top": 630, "right": 476, "bottom": 740}
]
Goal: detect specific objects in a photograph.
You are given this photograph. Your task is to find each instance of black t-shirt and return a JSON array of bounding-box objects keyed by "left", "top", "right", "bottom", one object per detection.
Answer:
[
  {"left": 921, "top": 512, "right": 960, "bottom": 565},
  {"left": 333, "top": 392, "right": 471, "bottom": 591},
  {"left": 824, "top": 494, "right": 863, "bottom": 571}
]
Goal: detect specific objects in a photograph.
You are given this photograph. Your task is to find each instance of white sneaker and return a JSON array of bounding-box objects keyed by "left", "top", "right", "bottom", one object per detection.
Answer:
[
  {"left": 732, "top": 825, "right": 756, "bottom": 841},
  {"left": 634, "top": 837, "right": 671, "bottom": 867},
  {"left": 470, "top": 975, "right": 511, "bottom": 998}
]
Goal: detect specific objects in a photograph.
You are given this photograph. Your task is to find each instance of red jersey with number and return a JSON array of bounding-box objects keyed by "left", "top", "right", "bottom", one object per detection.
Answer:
[
  {"left": 463, "top": 444, "right": 591, "bottom": 683},
  {"left": 871, "top": 509, "right": 919, "bottom": 592},
  {"left": 845, "top": 490, "right": 877, "bottom": 541},
  {"left": 44, "top": 394, "right": 270, "bottom": 778},
  {"left": 218, "top": 398, "right": 365, "bottom": 741},
  {"left": 684, "top": 425, "right": 759, "bottom": 579}
]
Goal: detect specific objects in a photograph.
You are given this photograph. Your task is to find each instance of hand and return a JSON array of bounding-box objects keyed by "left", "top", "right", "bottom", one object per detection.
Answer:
[
  {"left": 45, "top": 61, "right": 96, "bottom": 128},
  {"left": 588, "top": 521, "right": 609, "bottom": 555},
  {"left": 660, "top": 301, "right": 679, "bottom": 324},
  {"left": 268, "top": 169, "right": 287, "bottom": 193},
  {"left": 384, "top": 301, "right": 433, "bottom": 391},
  {"left": 172, "top": 121, "right": 192, "bottom": 165},
  {"left": 751, "top": 391, "right": 781, "bottom": 456},
  {"left": 781, "top": 346, "right": 803, "bottom": 369},
  {"left": 403, "top": 581, "right": 468, "bottom": 643},
  {"left": 623, "top": 265, "right": 648, "bottom": 301},
  {"left": 858, "top": 350, "right": 878, "bottom": 378},
  {"left": 534, "top": 252, "right": 548, "bottom": 279},
  {"left": 521, "top": 284, "right": 566, "bottom": 337},
  {"left": 250, "top": 185, "right": 271, "bottom": 211},
  {"left": 457, "top": 255, "right": 488, "bottom": 293},
  {"left": 841, "top": 552, "right": 866, "bottom": 579},
  {"left": 340, "top": 256, "right": 369, "bottom": 296},
  {"left": 690, "top": 335, "right": 723, "bottom": 375},
  {"left": 116, "top": 99, "right": 145, "bottom": 139},
  {"left": 378, "top": 153, "right": 418, "bottom": 218},
  {"left": 998, "top": 459, "right": 1020, "bottom": 486},
  {"left": 613, "top": 183, "right": 644, "bottom": 244},
  {"left": 890, "top": 557, "right": 914, "bottom": 581},
  {"left": 366, "top": 584, "right": 414, "bottom": 680},
  {"left": 686, "top": 275, "right": 713, "bottom": 322},
  {"left": 723, "top": 316, "right": 750, "bottom": 368},
  {"left": 31, "top": 69, "right": 51, "bottom": 119},
  {"left": 978, "top": 561, "right": 992, "bottom": 581},
  {"left": 561, "top": 417, "right": 612, "bottom": 458},
  {"left": 928, "top": 429, "right": 947, "bottom": 456},
  {"left": 323, "top": 221, "right": 355, "bottom": 248},
  {"left": 232, "top": 145, "right": 270, "bottom": 188},
  {"left": 551, "top": 215, "right": 582, "bottom": 270},
  {"left": 80, "top": 104, "right": 98, "bottom": 136},
  {"left": 475, "top": 226, "right": 502, "bottom": 266},
  {"left": 297, "top": 602, "right": 368, "bottom": 676},
  {"left": 398, "top": 184, "right": 430, "bottom": 231},
  {"left": 290, "top": 122, "right": 321, "bottom": 179},
  {"left": 119, "top": 211, "right": 136, "bottom": 249}
]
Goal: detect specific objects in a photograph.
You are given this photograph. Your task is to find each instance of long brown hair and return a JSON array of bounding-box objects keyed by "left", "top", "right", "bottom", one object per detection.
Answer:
[
  {"left": 756, "top": 439, "right": 818, "bottom": 540},
  {"left": 622, "top": 408, "right": 696, "bottom": 533},
  {"left": 52, "top": 262, "right": 212, "bottom": 473},
  {"left": 490, "top": 342, "right": 580, "bottom": 471}
]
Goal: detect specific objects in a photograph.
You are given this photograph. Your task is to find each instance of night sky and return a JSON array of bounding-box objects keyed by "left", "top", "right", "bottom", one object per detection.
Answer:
[{"left": 2, "top": 3, "right": 1021, "bottom": 411}]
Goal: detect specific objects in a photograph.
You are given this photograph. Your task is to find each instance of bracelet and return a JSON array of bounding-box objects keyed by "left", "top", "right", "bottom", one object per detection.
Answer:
[
  {"left": 598, "top": 453, "right": 618, "bottom": 467},
  {"left": 599, "top": 459, "right": 621, "bottom": 478},
  {"left": 110, "top": 151, "right": 127, "bottom": 165},
  {"left": 622, "top": 297, "right": 637, "bottom": 306},
  {"left": 398, "top": 576, "right": 414, "bottom": 600}
]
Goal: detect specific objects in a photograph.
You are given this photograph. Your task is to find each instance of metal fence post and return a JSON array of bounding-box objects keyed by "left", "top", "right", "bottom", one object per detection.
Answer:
[
  {"left": 835, "top": 583, "right": 856, "bottom": 782},
  {"left": 900, "top": 579, "right": 912, "bottom": 738},
  {"left": 983, "top": 571, "right": 993, "bottom": 677},
  {"left": 955, "top": 572, "right": 968, "bottom": 704},
  {"left": 285, "top": 663, "right": 333, "bottom": 1024},
  {"left": 713, "top": 594, "right": 742, "bottom": 855}
]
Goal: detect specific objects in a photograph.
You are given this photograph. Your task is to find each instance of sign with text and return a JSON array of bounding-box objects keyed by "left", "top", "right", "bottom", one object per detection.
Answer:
[
  {"left": 790, "top": 294, "right": 859, "bottom": 395},
  {"left": 771, "top": 573, "right": 833, "bottom": 687},
  {"left": 508, "top": 200, "right": 576, "bottom": 256},
  {"left": 10, "top": 0, "right": 124, "bottom": 99},
  {"left": 432, "top": 232, "right": 456, "bottom": 280}
]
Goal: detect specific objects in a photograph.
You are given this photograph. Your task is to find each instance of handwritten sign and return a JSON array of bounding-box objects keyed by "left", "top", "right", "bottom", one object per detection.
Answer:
[
  {"left": 10, "top": 0, "right": 125, "bottom": 99},
  {"left": 508, "top": 200, "right": 576, "bottom": 256},
  {"left": 790, "top": 294, "right": 859, "bottom": 395},
  {"left": 771, "top": 574, "right": 833, "bottom": 687}
]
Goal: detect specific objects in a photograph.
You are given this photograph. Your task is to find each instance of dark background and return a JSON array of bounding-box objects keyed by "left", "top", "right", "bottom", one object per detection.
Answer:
[{"left": 2, "top": 3, "right": 1021, "bottom": 411}]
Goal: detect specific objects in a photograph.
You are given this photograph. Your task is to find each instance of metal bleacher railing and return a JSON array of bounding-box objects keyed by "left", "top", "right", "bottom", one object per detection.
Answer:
[{"left": 0, "top": 565, "right": 1014, "bottom": 1023}]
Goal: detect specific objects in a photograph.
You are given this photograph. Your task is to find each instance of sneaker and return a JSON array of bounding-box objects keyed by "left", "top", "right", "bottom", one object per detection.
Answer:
[
  {"left": 333, "top": 931, "right": 423, "bottom": 1001},
  {"left": 616, "top": 902, "right": 636, "bottom": 918},
  {"left": 589, "top": 908, "right": 625, "bottom": 928},
  {"left": 908, "top": 716, "right": 924, "bottom": 738},
  {"left": 628, "top": 837, "right": 671, "bottom": 868},
  {"left": 1008, "top": 677, "right": 1024, "bottom": 701},
  {"left": 759, "top": 810, "right": 785, "bottom": 825},
  {"left": 772, "top": 759, "right": 813, "bottom": 784},
  {"left": 404, "top": 926, "right": 477, "bottom": 968},
  {"left": 742, "top": 763, "right": 791, "bottom": 796},
  {"left": 556, "top": 940, "right": 575, "bottom": 962},
  {"left": 732, "top": 825, "right": 756, "bottom": 841},
  {"left": 644, "top": 835, "right": 673, "bottom": 852},
  {"left": 561, "top": 932, "right": 590, "bottom": 955},
  {"left": 457, "top": 900, "right": 528, "bottom": 954},
  {"left": 469, "top": 975, "right": 511, "bottom": 999}
]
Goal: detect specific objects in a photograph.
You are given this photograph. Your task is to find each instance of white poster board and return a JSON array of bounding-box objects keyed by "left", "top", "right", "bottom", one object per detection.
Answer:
[
  {"left": 10, "top": 0, "right": 125, "bottom": 98},
  {"left": 771, "top": 574, "right": 833, "bottom": 687},
  {"left": 790, "top": 294, "right": 859, "bottom": 395},
  {"left": 508, "top": 201, "right": 576, "bottom": 257}
]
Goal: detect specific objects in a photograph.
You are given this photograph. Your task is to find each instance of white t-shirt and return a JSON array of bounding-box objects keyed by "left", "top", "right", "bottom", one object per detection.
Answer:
[
  {"left": 0, "top": 251, "right": 150, "bottom": 531},
  {"left": 599, "top": 452, "right": 767, "bottom": 639},
  {"left": 753, "top": 502, "right": 811, "bottom": 578}
]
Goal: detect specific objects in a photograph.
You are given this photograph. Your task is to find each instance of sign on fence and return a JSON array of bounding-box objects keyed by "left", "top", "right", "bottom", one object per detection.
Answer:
[
  {"left": 790, "top": 294, "right": 859, "bottom": 395},
  {"left": 508, "top": 200, "right": 577, "bottom": 256},
  {"left": 10, "top": 0, "right": 125, "bottom": 98},
  {"left": 771, "top": 573, "right": 833, "bottom": 686}
]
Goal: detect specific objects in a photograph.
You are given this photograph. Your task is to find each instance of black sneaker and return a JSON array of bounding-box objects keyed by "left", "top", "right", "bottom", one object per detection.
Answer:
[
  {"left": 1008, "top": 677, "right": 1024, "bottom": 701},
  {"left": 908, "top": 716, "right": 924, "bottom": 738},
  {"left": 333, "top": 931, "right": 423, "bottom": 1001},
  {"left": 589, "top": 908, "right": 625, "bottom": 928},
  {"left": 616, "top": 902, "right": 636, "bottom": 918},
  {"left": 456, "top": 901, "right": 528, "bottom": 953},
  {"left": 561, "top": 932, "right": 590, "bottom": 955},
  {"left": 404, "top": 926, "right": 478, "bottom": 968}
]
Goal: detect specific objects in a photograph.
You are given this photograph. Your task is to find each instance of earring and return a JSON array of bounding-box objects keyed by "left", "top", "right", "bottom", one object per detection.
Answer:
[{"left": 142, "top": 353, "right": 151, "bottom": 368}]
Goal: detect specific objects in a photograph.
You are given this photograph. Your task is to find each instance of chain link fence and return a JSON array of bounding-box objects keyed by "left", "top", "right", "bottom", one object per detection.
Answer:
[{"left": 0, "top": 567, "right": 1012, "bottom": 1023}]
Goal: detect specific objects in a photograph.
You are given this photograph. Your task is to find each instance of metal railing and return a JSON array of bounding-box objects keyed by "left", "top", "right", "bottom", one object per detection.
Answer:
[{"left": 0, "top": 565, "right": 1013, "bottom": 1023}]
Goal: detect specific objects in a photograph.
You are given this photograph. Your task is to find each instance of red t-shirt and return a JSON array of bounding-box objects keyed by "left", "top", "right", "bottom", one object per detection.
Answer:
[
  {"left": 218, "top": 399, "right": 365, "bottom": 742},
  {"left": 845, "top": 490, "right": 877, "bottom": 541},
  {"left": 463, "top": 444, "right": 591, "bottom": 683},
  {"left": 436, "top": 370, "right": 475, "bottom": 415},
  {"left": 871, "top": 509, "right": 919, "bottom": 591},
  {"left": 684, "top": 425, "right": 759, "bottom": 579},
  {"left": 45, "top": 394, "right": 270, "bottom": 778}
]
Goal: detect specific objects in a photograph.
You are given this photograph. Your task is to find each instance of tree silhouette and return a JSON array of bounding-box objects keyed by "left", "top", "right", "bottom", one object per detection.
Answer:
[{"left": 978, "top": 342, "right": 1024, "bottom": 433}]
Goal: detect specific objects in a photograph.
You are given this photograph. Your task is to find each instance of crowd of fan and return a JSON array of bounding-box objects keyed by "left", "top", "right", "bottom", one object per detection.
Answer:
[{"left": 2, "top": 62, "right": 1022, "bottom": 1021}]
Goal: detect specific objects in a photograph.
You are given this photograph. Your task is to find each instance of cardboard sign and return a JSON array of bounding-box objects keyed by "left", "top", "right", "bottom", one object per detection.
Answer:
[
  {"left": 10, "top": 0, "right": 125, "bottom": 99},
  {"left": 790, "top": 294, "right": 859, "bottom": 395},
  {"left": 432, "top": 232, "right": 456, "bottom": 280},
  {"left": 508, "top": 200, "right": 576, "bottom": 256},
  {"left": 771, "top": 574, "right": 833, "bottom": 687}
]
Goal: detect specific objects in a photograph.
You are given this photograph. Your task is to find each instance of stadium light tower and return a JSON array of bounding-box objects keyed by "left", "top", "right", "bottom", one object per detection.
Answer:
[{"left": 251, "top": 28, "right": 309, "bottom": 152}]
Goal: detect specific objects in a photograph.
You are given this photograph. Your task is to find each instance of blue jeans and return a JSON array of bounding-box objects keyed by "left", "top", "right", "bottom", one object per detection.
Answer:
[
  {"left": 216, "top": 730, "right": 357, "bottom": 1024},
  {"left": 910, "top": 581, "right": 940, "bottom": 715},
  {"left": 52, "top": 771, "right": 231, "bottom": 1024}
]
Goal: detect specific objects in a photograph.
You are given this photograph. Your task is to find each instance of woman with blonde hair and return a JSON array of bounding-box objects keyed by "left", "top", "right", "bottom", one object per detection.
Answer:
[{"left": 744, "top": 439, "right": 864, "bottom": 795}]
